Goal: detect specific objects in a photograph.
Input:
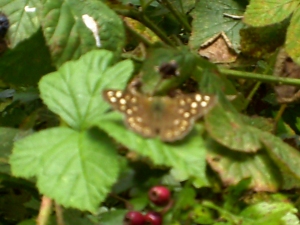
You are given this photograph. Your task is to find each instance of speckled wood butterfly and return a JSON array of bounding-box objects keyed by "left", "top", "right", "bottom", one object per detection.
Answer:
[{"left": 102, "top": 89, "right": 216, "bottom": 142}]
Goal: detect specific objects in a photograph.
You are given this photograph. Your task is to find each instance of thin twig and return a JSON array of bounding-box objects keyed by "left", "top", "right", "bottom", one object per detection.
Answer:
[
  {"left": 110, "top": 193, "right": 134, "bottom": 210},
  {"left": 245, "top": 81, "right": 261, "bottom": 109}
]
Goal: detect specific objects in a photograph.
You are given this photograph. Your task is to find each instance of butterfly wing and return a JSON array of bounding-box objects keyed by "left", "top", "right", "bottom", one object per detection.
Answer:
[
  {"left": 159, "top": 93, "right": 216, "bottom": 142},
  {"left": 102, "top": 90, "right": 158, "bottom": 138}
]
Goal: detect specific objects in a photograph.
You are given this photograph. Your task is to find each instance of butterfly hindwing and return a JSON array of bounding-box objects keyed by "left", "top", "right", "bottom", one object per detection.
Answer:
[{"left": 158, "top": 93, "right": 215, "bottom": 141}]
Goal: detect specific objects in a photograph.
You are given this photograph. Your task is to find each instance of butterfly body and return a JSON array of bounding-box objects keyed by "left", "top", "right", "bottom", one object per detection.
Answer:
[{"left": 102, "top": 89, "right": 216, "bottom": 142}]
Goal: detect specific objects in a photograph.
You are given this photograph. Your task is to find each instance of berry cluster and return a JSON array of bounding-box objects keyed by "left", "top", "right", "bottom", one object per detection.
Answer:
[{"left": 123, "top": 186, "right": 172, "bottom": 225}]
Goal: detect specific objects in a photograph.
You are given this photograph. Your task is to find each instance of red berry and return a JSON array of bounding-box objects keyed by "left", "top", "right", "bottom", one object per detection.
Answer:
[
  {"left": 144, "top": 211, "right": 162, "bottom": 225},
  {"left": 148, "top": 186, "right": 171, "bottom": 206},
  {"left": 123, "top": 211, "right": 145, "bottom": 225}
]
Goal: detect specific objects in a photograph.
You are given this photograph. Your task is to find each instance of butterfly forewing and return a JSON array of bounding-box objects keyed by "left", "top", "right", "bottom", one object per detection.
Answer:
[
  {"left": 102, "top": 90, "right": 158, "bottom": 138},
  {"left": 102, "top": 90, "right": 216, "bottom": 142}
]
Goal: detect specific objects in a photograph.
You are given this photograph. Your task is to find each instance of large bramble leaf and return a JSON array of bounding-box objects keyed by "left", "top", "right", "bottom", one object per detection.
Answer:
[
  {"left": 206, "top": 138, "right": 281, "bottom": 192},
  {"left": 39, "top": 50, "right": 133, "bottom": 130},
  {"left": 260, "top": 130, "right": 300, "bottom": 182},
  {"left": 243, "top": 0, "right": 298, "bottom": 27},
  {"left": 285, "top": 7, "right": 300, "bottom": 65},
  {"left": 10, "top": 127, "right": 120, "bottom": 212},
  {"left": 189, "top": 0, "right": 246, "bottom": 52},
  {"left": 41, "top": 0, "right": 125, "bottom": 67},
  {"left": 205, "top": 104, "right": 261, "bottom": 153},
  {"left": 98, "top": 112, "right": 209, "bottom": 186},
  {"left": 0, "top": 0, "right": 41, "bottom": 47}
]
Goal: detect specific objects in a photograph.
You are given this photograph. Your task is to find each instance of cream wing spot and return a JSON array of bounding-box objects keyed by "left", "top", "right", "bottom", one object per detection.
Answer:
[
  {"left": 126, "top": 109, "right": 133, "bottom": 115},
  {"left": 184, "top": 112, "right": 190, "bottom": 118},
  {"left": 119, "top": 98, "right": 126, "bottom": 104},
  {"left": 131, "top": 97, "right": 137, "bottom": 103},
  {"left": 173, "top": 119, "right": 180, "bottom": 125},
  {"left": 110, "top": 97, "right": 117, "bottom": 103},
  {"left": 107, "top": 91, "right": 114, "bottom": 97},
  {"left": 191, "top": 109, "right": 197, "bottom": 114},
  {"left": 204, "top": 95, "right": 210, "bottom": 101},
  {"left": 179, "top": 126, "right": 186, "bottom": 131},
  {"left": 181, "top": 120, "right": 188, "bottom": 126},
  {"left": 165, "top": 131, "right": 173, "bottom": 138},
  {"left": 116, "top": 91, "right": 122, "bottom": 98},
  {"left": 195, "top": 94, "right": 202, "bottom": 102},
  {"left": 191, "top": 102, "right": 198, "bottom": 108},
  {"left": 136, "top": 117, "right": 143, "bottom": 122},
  {"left": 179, "top": 99, "right": 186, "bottom": 106},
  {"left": 201, "top": 101, "right": 208, "bottom": 107}
]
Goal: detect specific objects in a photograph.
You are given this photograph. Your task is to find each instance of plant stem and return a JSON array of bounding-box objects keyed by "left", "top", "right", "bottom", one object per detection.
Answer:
[
  {"left": 220, "top": 68, "right": 300, "bottom": 86},
  {"left": 273, "top": 104, "right": 287, "bottom": 134},
  {"left": 55, "top": 203, "right": 65, "bottom": 225},
  {"left": 37, "top": 196, "right": 53, "bottom": 225},
  {"left": 160, "top": 0, "right": 191, "bottom": 32}
]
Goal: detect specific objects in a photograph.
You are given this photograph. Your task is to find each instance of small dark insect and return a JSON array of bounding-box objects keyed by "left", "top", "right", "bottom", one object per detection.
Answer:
[
  {"left": 157, "top": 60, "right": 179, "bottom": 79},
  {"left": 0, "top": 13, "right": 9, "bottom": 38}
]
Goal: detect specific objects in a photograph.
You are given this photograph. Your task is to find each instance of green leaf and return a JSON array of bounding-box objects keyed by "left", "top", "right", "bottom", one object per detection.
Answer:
[
  {"left": 191, "top": 205, "right": 215, "bottom": 224},
  {"left": 99, "top": 209, "right": 127, "bottom": 225},
  {"left": 240, "top": 22, "right": 287, "bottom": 58},
  {"left": 0, "top": 29, "right": 55, "bottom": 85},
  {"left": 285, "top": 7, "right": 300, "bottom": 65},
  {"left": 260, "top": 130, "right": 300, "bottom": 181},
  {"left": 243, "top": 0, "right": 298, "bottom": 26},
  {"left": 63, "top": 209, "right": 96, "bottom": 225},
  {"left": 205, "top": 104, "right": 261, "bottom": 153},
  {"left": 189, "top": 0, "right": 246, "bottom": 52},
  {"left": 39, "top": 50, "right": 133, "bottom": 130},
  {"left": 10, "top": 127, "right": 120, "bottom": 212},
  {"left": 241, "top": 201, "right": 299, "bottom": 225},
  {"left": 241, "top": 115, "right": 274, "bottom": 133},
  {"left": 0, "top": 128, "right": 31, "bottom": 174},
  {"left": 98, "top": 112, "right": 209, "bottom": 186},
  {"left": 206, "top": 138, "right": 281, "bottom": 192},
  {"left": 17, "top": 219, "right": 36, "bottom": 225},
  {"left": 0, "top": 0, "right": 41, "bottom": 47},
  {"left": 41, "top": 0, "right": 125, "bottom": 66}
]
